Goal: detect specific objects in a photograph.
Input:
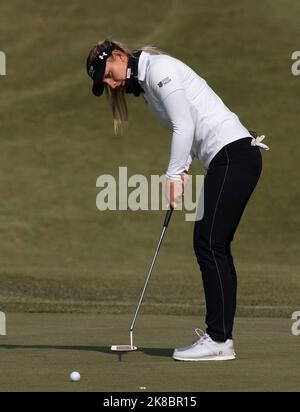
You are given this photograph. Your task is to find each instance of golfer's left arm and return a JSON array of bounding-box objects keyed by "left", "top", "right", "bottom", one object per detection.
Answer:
[
  {"left": 162, "top": 90, "right": 195, "bottom": 182},
  {"left": 149, "top": 65, "right": 195, "bottom": 182}
]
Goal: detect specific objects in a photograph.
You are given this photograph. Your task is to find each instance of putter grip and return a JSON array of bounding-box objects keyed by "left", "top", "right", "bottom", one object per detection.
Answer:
[{"left": 163, "top": 207, "right": 174, "bottom": 228}]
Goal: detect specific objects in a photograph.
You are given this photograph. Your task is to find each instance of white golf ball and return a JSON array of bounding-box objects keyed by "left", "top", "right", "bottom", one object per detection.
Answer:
[{"left": 70, "top": 371, "right": 80, "bottom": 382}]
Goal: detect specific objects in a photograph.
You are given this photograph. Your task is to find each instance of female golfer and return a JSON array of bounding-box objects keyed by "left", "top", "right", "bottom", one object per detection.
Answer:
[{"left": 86, "top": 39, "right": 269, "bottom": 361}]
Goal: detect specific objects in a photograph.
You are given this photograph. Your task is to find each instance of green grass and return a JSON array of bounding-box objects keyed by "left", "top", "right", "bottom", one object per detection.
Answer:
[
  {"left": 0, "top": 0, "right": 299, "bottom": 318},
  {"left": 0, "top": 314, "right": 299, "bottom": 392},
  {"left": 1, "top": 0, "right": 299, "bottom": 393}
]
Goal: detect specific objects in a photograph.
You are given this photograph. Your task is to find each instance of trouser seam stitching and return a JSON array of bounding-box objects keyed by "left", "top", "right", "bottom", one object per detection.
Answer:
[{"left": 209, "top": 147, "right": 230, "bottom": 340}]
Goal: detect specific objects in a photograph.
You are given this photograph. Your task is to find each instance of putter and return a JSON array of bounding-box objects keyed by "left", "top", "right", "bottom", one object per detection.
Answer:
[{"left": 111, "top": 207, "right": 174, "bottom": 352}]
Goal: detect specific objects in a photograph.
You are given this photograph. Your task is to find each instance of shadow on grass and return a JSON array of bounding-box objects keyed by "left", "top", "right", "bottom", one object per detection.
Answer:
[{"left": 0, "top": 345, "right": 173, "bottom": 359}]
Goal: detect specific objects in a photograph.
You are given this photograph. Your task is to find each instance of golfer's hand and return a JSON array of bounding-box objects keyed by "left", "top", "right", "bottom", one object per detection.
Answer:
[
  {"left": 181, "top": 171, "right": 190, "bottom": 188},
  {"left": 166, "top": 172, "right": 189, "bottom": 209}
]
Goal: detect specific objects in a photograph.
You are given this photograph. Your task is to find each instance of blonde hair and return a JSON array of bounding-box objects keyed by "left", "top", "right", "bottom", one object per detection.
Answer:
[{"left": 87, "top": 39, "right": 165, "bottom": 135}]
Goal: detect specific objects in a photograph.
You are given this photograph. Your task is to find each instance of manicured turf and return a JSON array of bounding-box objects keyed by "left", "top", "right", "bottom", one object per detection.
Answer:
[
  {"left": 0, "top": 314, "right": 299, "bottom": 392},
  {"left": 0, "top": 0, "right": 299, "bottom": 392}
]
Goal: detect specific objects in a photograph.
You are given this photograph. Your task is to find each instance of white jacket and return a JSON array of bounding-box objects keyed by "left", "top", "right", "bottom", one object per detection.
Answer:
[{"left": 137, "top": 51, "right": 252, "bottom": 181}]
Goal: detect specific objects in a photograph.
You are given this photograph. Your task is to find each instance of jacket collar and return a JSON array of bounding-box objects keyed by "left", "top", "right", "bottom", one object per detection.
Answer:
[{"left": 137, "top": 51, "right": 150, "bottom": 82}]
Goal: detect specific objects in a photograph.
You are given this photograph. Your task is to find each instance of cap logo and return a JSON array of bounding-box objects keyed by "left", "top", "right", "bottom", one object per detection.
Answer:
[{"left": 99, "top": 51, "right": 108, "bottom": 60}]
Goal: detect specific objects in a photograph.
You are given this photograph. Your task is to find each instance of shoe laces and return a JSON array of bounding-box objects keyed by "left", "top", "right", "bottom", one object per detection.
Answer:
[
  {"left": 250, "top": 134, "right": 270, "bottom": 150},
  {"left": 191, "top": 328, "right": 211, "bottom": 346}
]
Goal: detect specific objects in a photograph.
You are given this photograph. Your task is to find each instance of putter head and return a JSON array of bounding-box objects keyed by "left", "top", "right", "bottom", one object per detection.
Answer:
[{"left": 111, "top": 345, "right": 137, "bottom": 352}]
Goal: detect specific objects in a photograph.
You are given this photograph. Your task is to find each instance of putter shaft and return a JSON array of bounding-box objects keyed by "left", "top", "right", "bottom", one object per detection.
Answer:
[{"left": 129, "top": 208, "right": 173, "bottom": 336}]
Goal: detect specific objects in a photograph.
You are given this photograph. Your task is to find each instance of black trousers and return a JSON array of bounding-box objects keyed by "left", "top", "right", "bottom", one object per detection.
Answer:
[{"left": 193, "top": 137, "right": 262, "bottom": 342}]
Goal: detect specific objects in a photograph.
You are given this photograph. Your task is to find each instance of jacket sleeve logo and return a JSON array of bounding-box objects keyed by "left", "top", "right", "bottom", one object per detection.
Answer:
[{"left": 157, "top": 77, "right": 172, "bottom": 88}]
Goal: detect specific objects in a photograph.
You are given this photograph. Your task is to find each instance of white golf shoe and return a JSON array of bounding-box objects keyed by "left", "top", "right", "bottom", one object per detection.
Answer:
[{"left": 173, "top": 328, "right": 236, "bottom": 361}]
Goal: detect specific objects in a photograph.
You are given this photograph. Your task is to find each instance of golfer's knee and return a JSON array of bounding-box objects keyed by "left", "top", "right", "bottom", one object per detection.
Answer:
[
  {"left": 193, "top": 235, "right": 209, "bottom": 260},
  {"left": 194, "top": 236, "right": 226, "bottom": 261}
]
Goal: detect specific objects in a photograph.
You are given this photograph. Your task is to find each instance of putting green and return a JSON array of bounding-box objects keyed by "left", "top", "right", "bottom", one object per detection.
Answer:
[{"left": 0, "top": 313, "right": 299, "bottom": 392}]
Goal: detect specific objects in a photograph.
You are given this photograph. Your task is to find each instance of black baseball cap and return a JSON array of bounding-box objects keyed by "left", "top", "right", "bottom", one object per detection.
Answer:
[{"left": 86, "top": 44, "right": 116, "bottom": 96}]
